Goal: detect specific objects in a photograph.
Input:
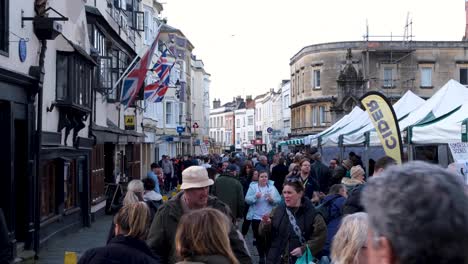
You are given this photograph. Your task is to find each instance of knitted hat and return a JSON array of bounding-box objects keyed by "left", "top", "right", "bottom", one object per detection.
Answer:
[
  {"left": 350, "top": 165, "right": 365, "bottom": 179},
  {"left": 342, "top": 159, "right": 353, "bottom": 169}
]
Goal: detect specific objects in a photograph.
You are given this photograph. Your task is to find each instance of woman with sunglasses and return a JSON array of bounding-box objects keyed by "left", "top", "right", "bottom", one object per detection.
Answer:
[{"left": 260, "top": 179, "right": 327, "bottom": 264}]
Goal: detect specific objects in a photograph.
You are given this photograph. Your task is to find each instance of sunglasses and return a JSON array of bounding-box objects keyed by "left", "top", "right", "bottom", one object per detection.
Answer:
[{"left": 285, "top": 177, "right": 302, "bottom": 183}]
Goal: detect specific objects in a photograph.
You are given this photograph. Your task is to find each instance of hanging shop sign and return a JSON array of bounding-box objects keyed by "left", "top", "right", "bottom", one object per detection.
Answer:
[{"left": 124, "top": 115, "right": 135, "bottom": 130}]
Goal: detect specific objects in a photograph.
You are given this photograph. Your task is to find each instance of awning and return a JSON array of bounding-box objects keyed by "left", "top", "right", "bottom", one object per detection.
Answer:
[
  {"left": 286, "top": 138, "right": 304, "bottom": 145},
  {"left": 92, "top": 119, "right": 145, "bottom": 144},
  {"left": 277, "top": 141, "right": 288, "bottom": 146}
]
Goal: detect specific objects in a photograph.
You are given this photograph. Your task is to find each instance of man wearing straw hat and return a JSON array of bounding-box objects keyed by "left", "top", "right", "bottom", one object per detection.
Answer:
[{"left": 147, "top": 166, "right": 252, "bottom": 264}]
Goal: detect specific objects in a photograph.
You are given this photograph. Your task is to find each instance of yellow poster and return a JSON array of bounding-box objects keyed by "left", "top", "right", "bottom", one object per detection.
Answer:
[{"left": 361, "top": 92, "right": 403, "bottom": 164}]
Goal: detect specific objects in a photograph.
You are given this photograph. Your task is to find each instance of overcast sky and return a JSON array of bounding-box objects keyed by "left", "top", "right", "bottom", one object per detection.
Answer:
[{"left": 162, "top": 0, "right": 465, "bottom": 105}]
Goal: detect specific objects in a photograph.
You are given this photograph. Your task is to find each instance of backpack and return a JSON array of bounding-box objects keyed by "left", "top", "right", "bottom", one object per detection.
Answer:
[{"left": 315, "top": 196, "right": 340, "bottom": 224}]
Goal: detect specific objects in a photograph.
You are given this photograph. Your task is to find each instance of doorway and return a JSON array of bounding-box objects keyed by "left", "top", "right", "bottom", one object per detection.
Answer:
[
  {"left": 14, "top": 119, "right": 28, "bottom": 243},
  {"left": 104, "top": 143, "right": 115, "bottom": 184}
]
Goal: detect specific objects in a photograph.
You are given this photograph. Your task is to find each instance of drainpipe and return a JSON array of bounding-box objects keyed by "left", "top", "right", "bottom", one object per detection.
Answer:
[{"left": 33, "top": 39, "right": 47, "bottom": 257}]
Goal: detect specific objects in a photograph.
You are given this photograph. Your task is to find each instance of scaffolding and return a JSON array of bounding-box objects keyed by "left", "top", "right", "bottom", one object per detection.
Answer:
[{"left": 361, "top": 13, "right": 416, "bottom": 100}]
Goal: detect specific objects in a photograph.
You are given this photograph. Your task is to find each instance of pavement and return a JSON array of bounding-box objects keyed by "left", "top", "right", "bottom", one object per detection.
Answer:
[
  {"left": 36, "top": 214, "right": 260, "bottom": 264},
  {"left": 37, "top": 215, "right": 113, "bottom": 264}
]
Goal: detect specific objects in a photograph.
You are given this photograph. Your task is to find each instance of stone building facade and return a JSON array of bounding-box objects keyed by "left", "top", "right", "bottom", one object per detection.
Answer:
[{"left": 290, "top": 41, "right": 468, "bottom": 137}]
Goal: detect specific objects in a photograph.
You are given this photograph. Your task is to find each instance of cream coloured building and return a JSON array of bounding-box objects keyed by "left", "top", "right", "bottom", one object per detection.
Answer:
[{"left": 290, "top": 41, "right": 468, "bottom": 137}]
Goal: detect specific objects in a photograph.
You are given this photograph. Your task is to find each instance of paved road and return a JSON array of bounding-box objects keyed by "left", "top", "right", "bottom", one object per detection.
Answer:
[{"left": 37, "top": 214, "right": 259, "bottom": 263}]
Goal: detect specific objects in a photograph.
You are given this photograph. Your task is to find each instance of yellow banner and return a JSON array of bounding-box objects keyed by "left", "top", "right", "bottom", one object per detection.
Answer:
[{"left": 361, "top": 92, "right": 403, "bottom": 164}]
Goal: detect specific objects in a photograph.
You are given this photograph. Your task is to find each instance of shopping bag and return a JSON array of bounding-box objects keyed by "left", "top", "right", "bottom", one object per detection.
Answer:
[{"left": 295, "top": 246, "right": 316, "bottom": 264}]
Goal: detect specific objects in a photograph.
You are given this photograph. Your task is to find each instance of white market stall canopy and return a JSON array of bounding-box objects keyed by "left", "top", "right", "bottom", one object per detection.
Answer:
[
  {"left": 411, "top": 101, "right": 468, "bottom": 144},
  {"left": 399, "top": 79, "right": 468, "bottom": 131},
  {"left": 310, "top": 106, "right": 364, "bottom": 146},
  {"left": 304, "top": 106, "right": 361, "bottom": 145},
  {"left": 342, "top": 90, "right": 426, "bottom": 146}
]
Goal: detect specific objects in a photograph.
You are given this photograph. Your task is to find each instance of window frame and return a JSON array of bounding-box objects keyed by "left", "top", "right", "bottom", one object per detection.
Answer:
[
  {"left": 248, "top": 116, "right": 254, "bottom": 126},
  {"left": 319, "top": 105, "right": 326, "bottom": 126},
  {"left": 420, "top": 66, "right": 433, "bottom": 88},
  {"left": 0, "top": 0, "right": 9, "bottom": 56},
  {"left": 56, "top": 51, "right": 93, "bottom": 111},
  {"left": 383, "top": 67, "right": 395, "bottom": 88},
  {"left": 460, "top": 68, "right": 468, "bottom": 86},
  {"left": 313, "top": 69, "right": 321, "bottom": 89},
  {"left": 165, "top": 101, "right": 173, "bottom": 125}
]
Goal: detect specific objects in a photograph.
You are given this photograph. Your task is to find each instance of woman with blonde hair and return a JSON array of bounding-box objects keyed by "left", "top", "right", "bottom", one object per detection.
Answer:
[
  {"left": 330, "top": 212, "right": 369, "bottom": 264},
  {"left": 107, "top": 179, "right": 147, "bottom": 243},
  {"left": 79, "top": 202, "right": 160, "bottom": 264},
  {"left": 175, "top": 208, "right": 240, "bottom": 264}
]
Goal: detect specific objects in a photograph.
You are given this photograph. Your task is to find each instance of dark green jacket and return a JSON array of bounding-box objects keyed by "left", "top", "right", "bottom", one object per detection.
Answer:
[
  {"left": 212, "top": 174, "right": 245, "bottom": 219},
  {"left": 146, "top": 192, "right": 251, "bottom": 264}
]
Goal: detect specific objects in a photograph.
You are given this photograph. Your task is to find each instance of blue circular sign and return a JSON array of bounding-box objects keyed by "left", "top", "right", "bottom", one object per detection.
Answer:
[
  {"left": 19, "top": 38, "right": 27, "bottom": 62},
  {"left": 267, "top": 127, "right": 273, "bottom": 134}
]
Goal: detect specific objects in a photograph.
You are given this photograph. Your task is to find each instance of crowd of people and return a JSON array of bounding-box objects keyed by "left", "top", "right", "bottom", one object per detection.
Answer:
[{"left": 74, "top": 149, "right": 468, "bottom": 264}]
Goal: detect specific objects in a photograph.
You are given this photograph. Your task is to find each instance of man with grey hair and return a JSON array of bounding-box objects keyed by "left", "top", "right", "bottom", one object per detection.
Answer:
[
  {"left": 255, "top": 155, "right": 269, "bottom": 173},
  {"left": 362, "top": 161, "right": 468, "bottom": 264}
]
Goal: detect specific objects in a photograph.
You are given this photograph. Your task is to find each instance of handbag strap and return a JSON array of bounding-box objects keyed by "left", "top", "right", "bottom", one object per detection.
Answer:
[{"left": 285, "top": 208, "right": 306, "bottom": 244}]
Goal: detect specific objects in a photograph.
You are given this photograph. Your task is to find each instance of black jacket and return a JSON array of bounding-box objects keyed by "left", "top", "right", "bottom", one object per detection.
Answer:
[
  {"left": 79, "top": 235, "right": 160, "bottom": 264},
  {"left": 271, "top": 164, "right": 289, "bottom": 193},
  {"left": 310, "top": 161, "right": 332, "bottom": 193},
  {"left": 265, "top": 198, "right": 327, "bottom": 264},
  {"left": 342, "top": 184, "right": 366, "bottom": 215}
]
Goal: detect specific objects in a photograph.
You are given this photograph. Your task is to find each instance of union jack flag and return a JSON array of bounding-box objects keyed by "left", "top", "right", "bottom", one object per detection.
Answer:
[
  {"left": 120, "top": 27, "right": 161, "bottom": 108},
  {"left": 144, "top": 49, "right": 174, "bottom": 102}
]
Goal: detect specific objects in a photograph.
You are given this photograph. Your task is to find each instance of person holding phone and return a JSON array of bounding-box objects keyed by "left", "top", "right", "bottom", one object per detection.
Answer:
[{"left": 245, "top": 170, "right": 282, "bottom": 264}]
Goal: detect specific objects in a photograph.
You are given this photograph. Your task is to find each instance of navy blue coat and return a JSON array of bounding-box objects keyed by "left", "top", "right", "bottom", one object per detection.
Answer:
[
  {"left": 79, "top": 235, "right": 160, "bottom": 264},
  {"left": 321, "top": 194, "right": 346, "bottom": 254}
]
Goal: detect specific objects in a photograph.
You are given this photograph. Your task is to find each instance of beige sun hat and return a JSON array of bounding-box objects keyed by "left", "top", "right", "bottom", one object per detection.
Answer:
[{"left": 180, "top": 166, "right": 214, "bottom": 190}]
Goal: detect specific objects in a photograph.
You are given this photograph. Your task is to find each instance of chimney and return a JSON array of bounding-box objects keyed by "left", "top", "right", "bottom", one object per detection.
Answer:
[
  {"left": 213, "top": 98, "right": 220, "bottom": 109},
  {"left": 236, "top": 95, "right": 243, "bottom": 104},
  {"left": 465, "top": 1, "right": 468, "bottom": 40},
  {"left": 246, "top": 95, "right": 255, "bottom": 109}
]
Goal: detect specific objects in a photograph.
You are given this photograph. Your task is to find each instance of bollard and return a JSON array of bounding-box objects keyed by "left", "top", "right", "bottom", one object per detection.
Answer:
[{"left": 64, "top": 251, "right": 77, "bottom": 264}]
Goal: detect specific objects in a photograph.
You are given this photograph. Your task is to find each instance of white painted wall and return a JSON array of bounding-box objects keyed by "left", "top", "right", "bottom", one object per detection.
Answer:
[
  {"left": 0, "top": 0, "right": 38, "bottom": 75},
  {"left": 281, "top": 81, "right": 291, "bottom": 137}
]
